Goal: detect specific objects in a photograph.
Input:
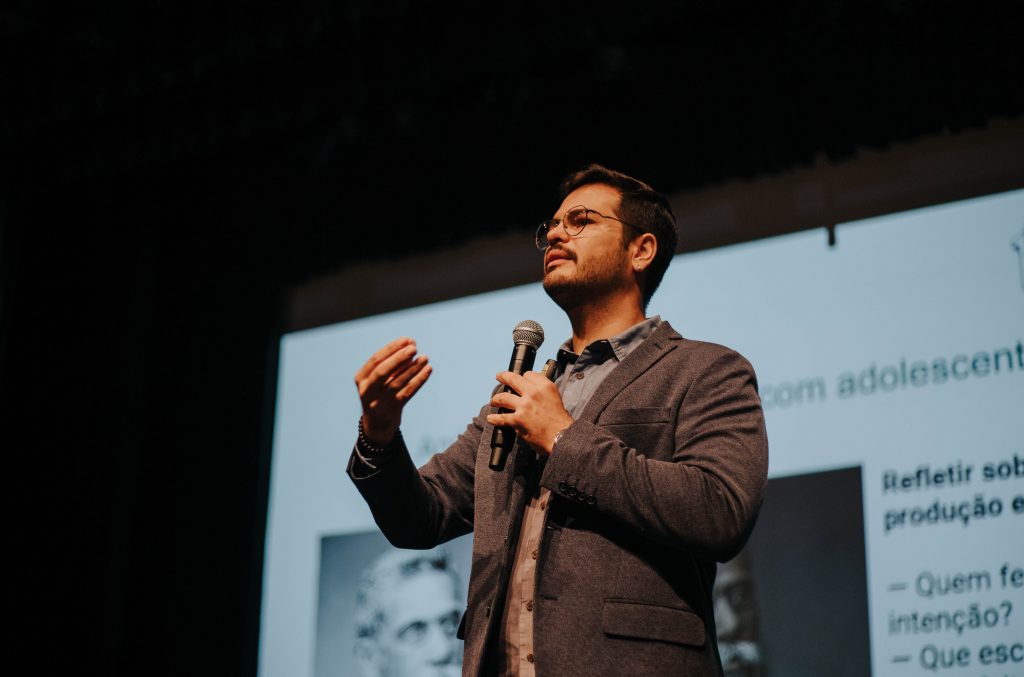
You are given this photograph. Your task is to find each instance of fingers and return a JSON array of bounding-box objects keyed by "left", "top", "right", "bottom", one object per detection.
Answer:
[
  {"left": 521, "top": 371, "right": 549, "bottom": 383},
  {"left": 388, "top": 355, "right": 430, "bottom": 397},
  {"left": 355, "top": 339, "right": 432, "bottom": 417},
  {"left": 494, "top": 370, "right": 557, "bottom": 398},
  {"left": 494, "top": 370, "right": 530, "bottom": 394},
  {"left": 389, "top": 354, "right": 426, "bottom": 386},
  {"left": 490, "top": 391, "right": 519, "bottom": 410},
  {"left": 355, "top": 337, "right": 414, "bottom": 383},
  {"left": 395, "top": 361, "right": 432, "bottom": 402},
  {"left": 486, "top": 412, "right": 514, "bottom": 428},
  {"left": 372, "top": 344, "right": 419, "bottom": 383},
  {"left": 358, "top": 346, "right": 422, "bottom": 400},
  {"left": 487, "top": 373, "right": 535, "bottom": 427}
]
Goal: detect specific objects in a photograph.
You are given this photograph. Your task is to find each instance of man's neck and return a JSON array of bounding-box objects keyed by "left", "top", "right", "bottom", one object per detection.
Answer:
[{"left": 566, "top": 294, "right": 647, "bottom": 354}]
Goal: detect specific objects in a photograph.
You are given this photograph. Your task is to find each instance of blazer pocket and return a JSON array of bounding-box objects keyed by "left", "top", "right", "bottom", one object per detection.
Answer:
[
  {"left": 600, "top": 407, "right": 672, "bottom": 426},
  {"left": 601, "top": 599, "right": 706, "bottom": 647}
]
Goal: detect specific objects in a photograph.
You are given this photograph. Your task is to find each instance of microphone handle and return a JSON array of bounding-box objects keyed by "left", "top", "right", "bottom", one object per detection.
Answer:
[
  {"left": 506, "top": 341, "right": 537, "bottom": 375},
  {"left": 488, "top": 343, "right": 538, "bottom": 471}
]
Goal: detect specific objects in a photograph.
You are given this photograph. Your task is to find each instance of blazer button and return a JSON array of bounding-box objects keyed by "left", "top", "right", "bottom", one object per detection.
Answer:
[
  {"left": 586, "top": 494, "right": 596, "bottom": 505},
  {"left": 558, "top": 481, "right": 569, "bottom": 494}
]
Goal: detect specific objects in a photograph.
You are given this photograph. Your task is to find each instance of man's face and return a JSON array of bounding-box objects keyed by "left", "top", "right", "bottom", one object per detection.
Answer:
[
  {"left": 714, "top": 554, "right": 764, "bottom": 677},
  {"left": 542, "top": 183, "right": 633, "bottom": 311},
  {"left": 370, "top": 569, "right": 462, "bottom": 677}
]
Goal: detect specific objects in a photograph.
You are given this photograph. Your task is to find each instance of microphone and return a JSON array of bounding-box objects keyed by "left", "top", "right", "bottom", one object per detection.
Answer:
[{"left": 489, "top": 320, "right": 544, "bottom": 471}]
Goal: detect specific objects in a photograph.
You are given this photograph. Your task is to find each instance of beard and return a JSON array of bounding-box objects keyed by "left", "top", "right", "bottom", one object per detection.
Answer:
[
  {"left": 718, "top": 640, "right": 763, "bottom": 677},
  {"left": 542, "top": 244, "right": 631, "bottom": 311}
]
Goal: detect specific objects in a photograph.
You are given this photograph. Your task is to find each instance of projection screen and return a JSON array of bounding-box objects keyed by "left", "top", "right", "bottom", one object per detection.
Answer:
[{"left": 259, "top": 188, "right": 1024, "bottom": 677}]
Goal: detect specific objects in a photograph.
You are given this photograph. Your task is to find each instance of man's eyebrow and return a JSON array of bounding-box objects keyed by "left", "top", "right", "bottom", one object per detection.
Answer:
[{"left": 397, "top": 619, "right": 427, "bottom": 634}]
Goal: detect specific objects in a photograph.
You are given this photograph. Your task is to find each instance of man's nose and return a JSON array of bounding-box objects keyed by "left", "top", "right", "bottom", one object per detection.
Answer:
[
  {"left": 423, "top": 623, "right": 458, "bottom": 665},
  {"left": 547, "top": 221, "right": 570, "bottom": 246},
  {"left": 715, "top": 599, "right": 739, "bottom": 639}
]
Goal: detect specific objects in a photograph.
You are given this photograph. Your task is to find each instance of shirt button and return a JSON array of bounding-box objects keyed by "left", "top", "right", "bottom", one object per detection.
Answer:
[
  {"left": 540, "top": 501, "right": 547, "bottom": 510},
  {"left": 527, "top": 653, "right": 535, "bottom": 663},
  {"left": 575, "top": 372, "right": 585, "bottom": 379},
  {"left": 526, "top": 600, "right": 534, "bottom": 611},
  {"left": 531, "top": 549, "right": 538, "bottom": 560}
]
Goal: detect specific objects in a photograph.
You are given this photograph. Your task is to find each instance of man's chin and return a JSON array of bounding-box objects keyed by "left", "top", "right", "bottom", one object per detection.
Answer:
[{"left": 542, "top": 277, "right": 583, "bottom": 311}]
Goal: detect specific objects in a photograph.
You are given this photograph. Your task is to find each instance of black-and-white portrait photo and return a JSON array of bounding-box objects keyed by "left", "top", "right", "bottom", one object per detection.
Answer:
[{"left": 314, "top": 531, "right": 473, "bottom": 677}]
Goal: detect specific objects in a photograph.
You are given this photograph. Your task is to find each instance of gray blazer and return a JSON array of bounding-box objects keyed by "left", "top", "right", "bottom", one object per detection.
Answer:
[{"left": 349, "top": 321, "right": 769, "bottom": 676}]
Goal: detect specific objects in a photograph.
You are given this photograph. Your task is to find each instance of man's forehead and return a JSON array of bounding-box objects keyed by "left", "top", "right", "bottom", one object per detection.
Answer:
[{"left": 556, "top": 183, "right": 621, "bottom": 216}]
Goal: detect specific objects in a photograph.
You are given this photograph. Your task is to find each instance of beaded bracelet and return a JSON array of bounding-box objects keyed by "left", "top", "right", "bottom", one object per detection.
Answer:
[{"left": 357, "top": 418, "right": 400, "bottom": 455}]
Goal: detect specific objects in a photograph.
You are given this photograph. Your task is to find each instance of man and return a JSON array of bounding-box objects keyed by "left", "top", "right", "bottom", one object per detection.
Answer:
[
  {"left": 353, "top": 548, "right": 463, "bottom": 677},
  {"left": 349, "top": 164, "right": 768, "bottom": 675}
]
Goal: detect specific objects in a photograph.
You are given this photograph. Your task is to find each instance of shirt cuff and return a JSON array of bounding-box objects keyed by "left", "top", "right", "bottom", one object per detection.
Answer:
[{"left": 352, "top": 420, "right": 404, "bottom": 476}]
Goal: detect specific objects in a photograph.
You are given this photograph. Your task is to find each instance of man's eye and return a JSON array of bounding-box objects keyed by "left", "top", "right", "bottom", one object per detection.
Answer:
[
  {"left": 725, "top": 583, "right": 754, "bottom": 607},
  {"left": 397, "top": 621, "right": 428, "bottom": 644},
  {"left": 566, "top": 211, "right": 592, "bottom": 228},
  {"left": 439, "top": 611, "right": 460, "bottom": 634}
]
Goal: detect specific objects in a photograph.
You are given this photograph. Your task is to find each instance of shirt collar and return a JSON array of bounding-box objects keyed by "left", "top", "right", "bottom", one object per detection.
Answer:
[{"left": 556, "top": 315, "right": 662, "bottom": 372}]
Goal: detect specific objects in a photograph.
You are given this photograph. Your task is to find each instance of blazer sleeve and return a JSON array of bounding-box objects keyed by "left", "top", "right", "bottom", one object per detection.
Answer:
[
  {"left": 539, "top": 349, "right": 768, "bottom": 562},
  {"left": 346, "top": 405, "right": 485, "bottom": 549}
]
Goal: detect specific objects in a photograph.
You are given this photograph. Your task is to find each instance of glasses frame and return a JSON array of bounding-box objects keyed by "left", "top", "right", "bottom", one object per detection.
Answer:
[{"left": 535, "top": 205, "right": 641, "bottom": 251}]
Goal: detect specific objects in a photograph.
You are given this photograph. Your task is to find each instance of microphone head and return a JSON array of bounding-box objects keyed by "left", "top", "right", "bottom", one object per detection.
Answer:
[{"left": 512, "top": 320, "right": 544, "bottom": 348}]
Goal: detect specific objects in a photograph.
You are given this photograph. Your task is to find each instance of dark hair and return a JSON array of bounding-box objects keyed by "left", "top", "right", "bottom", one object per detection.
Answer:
[{"left": 558, "top": 164, "right": 677, "bottom": 309}]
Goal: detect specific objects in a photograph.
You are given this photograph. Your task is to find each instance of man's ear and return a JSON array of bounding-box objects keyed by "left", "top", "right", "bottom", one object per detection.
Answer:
[{"left": 631, "top": 232, "right": 657, "bottom": 273}]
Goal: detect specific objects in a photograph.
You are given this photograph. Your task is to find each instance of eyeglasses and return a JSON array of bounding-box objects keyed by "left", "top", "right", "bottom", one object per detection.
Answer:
[{"left": 535, "top": 205, "right": 640, "bottom": 250}]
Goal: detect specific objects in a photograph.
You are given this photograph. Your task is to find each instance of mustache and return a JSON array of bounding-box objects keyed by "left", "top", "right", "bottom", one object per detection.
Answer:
[{"left": 546, "top": 246, "right": 576, "bottom": 262}]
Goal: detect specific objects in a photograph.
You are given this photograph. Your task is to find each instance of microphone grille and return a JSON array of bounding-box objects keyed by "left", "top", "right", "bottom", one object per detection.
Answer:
[{"left": 512, "top": 320, "right": 545, "bottom": 348}]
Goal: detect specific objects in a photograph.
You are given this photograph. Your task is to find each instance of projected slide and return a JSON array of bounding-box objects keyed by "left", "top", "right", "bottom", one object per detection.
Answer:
[{"left": 259, "top": 189, "right": 1024, "bottom": 677}]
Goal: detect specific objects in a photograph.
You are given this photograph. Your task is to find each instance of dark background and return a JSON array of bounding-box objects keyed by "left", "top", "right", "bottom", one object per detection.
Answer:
[
  {"left": 2, "top": 2, "right": 1021, "bottom": 675},
  {"left": 747, "top": 467, "right": 870, "bottom": 677}
]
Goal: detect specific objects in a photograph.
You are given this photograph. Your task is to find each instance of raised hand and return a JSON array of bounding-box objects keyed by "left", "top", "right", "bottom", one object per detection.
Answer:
[
  {"left": 487, "top": 370, "right": 573, "bottom": 455},
  {"left": 355, "top": 337, "right": 432, "bottom": 446}
]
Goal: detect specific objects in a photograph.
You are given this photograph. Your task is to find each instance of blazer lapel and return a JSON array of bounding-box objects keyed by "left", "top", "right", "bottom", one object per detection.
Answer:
[{"left": 575, "top": 320, "right": 681, "bottom": 424}]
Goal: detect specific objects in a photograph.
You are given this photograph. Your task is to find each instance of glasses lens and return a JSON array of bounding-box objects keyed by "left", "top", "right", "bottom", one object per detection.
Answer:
[
  {"left": 536, "top": 222, "right": 552, "bottom": 250},
  {"left": 563, "top": 207, "right": 590, "bottom": 235}
]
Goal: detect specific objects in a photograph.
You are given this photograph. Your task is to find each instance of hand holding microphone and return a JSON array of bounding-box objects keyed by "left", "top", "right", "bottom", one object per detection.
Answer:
[
  {"left": 488, "top": 320, "right": 544, "bottom": 471},
  {"left": 488, "top": 321, "right": 573, "bottom": 469}
]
